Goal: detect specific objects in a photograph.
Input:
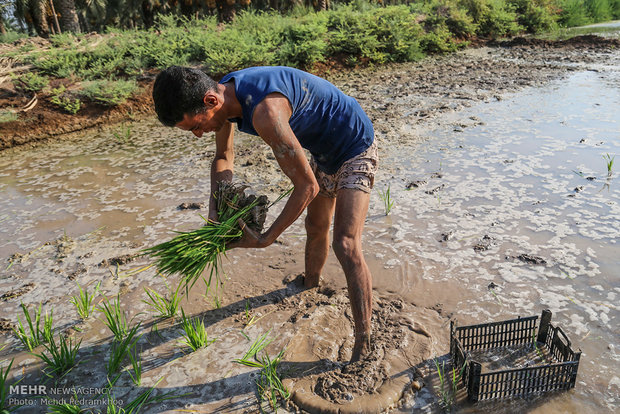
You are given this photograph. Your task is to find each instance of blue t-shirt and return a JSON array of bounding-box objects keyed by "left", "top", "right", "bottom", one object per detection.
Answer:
[{"left": 219, "top": 66, "right": 374, "bottom": 174}]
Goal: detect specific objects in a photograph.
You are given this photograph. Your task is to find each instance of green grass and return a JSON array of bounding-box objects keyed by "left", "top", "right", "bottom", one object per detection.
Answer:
[
  {"left": 13, "top": 303, "right": 53, "bottom": 351},
  {"left": 104, "top": 377, "right": 178, "bottom": 414},
  {"left": 112, "top": 124, "right": 132, "bottom": 143},
  {"left": 70, "top": 281, "right": 100, "bottom": 320},
  {"left": 143, "top": 282, "right": 183, "bottom": 319},
  {"left": 179, "top": 309, "right": 215, "bottom": 352},
  {"left": 127, "top": 345, "right": 143, "bottom": 386},
  {"left": 98, "top": 295, "right": 130, "bottom": 342},
  {"left": 33, "top": 334, "right": 82, "bottom": 378}
]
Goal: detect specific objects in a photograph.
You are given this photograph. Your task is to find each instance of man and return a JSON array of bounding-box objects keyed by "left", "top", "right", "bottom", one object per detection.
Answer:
[{"left": 152, "top": 66, "right": 378, "bottom": 362}]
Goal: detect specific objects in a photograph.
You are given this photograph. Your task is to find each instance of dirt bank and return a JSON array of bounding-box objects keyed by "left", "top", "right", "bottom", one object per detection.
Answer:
[{"left": 1, "top": 35, "right": 617, "bottom": 151}]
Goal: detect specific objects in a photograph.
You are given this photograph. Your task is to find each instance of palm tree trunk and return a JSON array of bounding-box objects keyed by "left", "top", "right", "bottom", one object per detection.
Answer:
[
  {"left": 55, "top": 0, "right": 80, "bottom": 33},
  {"left": 30, "top": 0, "right": 51, "bottom": 37}
]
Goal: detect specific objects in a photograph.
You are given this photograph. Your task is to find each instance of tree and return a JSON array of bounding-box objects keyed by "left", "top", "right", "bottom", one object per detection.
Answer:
[{"left": 55, "top": 0, "right": 80, "bottom": 32}]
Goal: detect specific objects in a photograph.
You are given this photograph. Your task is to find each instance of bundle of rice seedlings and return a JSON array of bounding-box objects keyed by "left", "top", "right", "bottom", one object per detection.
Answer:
[{"left": 143, "top": 182, "right": 276, "bottom": 292}]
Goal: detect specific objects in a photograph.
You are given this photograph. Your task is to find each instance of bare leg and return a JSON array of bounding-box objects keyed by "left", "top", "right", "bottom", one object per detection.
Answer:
[
  {"left": 332, "top": 188, "right": 372, "bottom": 362},
  {"left": 304, "top": 194, "right": 336, "bottom": 288}
]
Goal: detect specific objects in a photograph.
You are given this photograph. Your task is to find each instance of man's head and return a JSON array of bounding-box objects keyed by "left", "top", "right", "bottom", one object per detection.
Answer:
[{"left": 152, "top": 66, "right": 219, "bottom": 129}]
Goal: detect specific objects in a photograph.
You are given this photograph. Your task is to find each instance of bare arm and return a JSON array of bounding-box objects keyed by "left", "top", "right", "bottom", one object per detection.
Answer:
[
  {"left": 209, "top": 121, "right": 235, "bottom": 221},
  {"left": 231, "top": 93, "right": 319, "bottom": 248}
]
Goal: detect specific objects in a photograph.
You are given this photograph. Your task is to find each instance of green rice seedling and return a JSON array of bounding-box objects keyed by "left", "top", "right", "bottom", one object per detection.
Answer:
[
  {"left": 13, "top": 303, "right": 53, "bottom": 351},
  {"left": 377, "top": 184, "right": 395, "bottom": 216},
  {"left": 105, "top": 377, "right": 178, "bottom": 414},
  {"left": 234, "top": 333, "right": 289, "bottom": 412},
  {"left": 127, "top": 345, "right": 142, "bottom": 386},
  {"left": 143, "top": 281, "right": 182, "bottom": 319},
  {"left": 256, "top": 348, "right": 289, "bottom": 412},
  {"left": 603, "top": 153, "right": 615, "bottom": 176},
  {"left": 112, "top": 124, "right": 132, "bottom": 143},
  {"left": 98, "top": 295, "right": 129, "bottom": 341},
  {"left": 142, "top": 183, "right": 285, "bottom": 292},
  {"left": 434, "top": 358, "right": 466, "bottom": 412},
  {"left": 71, "top": 281, "right": 100, "bottom": 320},
  {"left": 34, "top": 334, "right": 82, "bottom": 378},
  {"left": 1, "top": 359, "right": 19, "bottom": 413},
  {"left": 47, "top": 403, "right": 84, "bottom": 413},
  {"left": 107, "top": 324, "right": 142, "bottom": 377},
  {"left": 179, "top": 309, "right": 215, "bottom": 352},
  {"left": 234, "top": 331, "right": 275, "bottom": 368}
]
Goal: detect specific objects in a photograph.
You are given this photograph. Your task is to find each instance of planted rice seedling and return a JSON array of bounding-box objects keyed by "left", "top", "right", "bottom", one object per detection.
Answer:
[
  {"left": 34, "top": 334, "right": 82, "bottom": 378},
  {"left": 105, "top": 377, "right": 178, "bottom": 414},
  {"left": 71, "top": 281, "right": 100, "bottom": 320},
  {"left": 127, "top": 345, "right": 142, "bottom": 386},
  {"left": 1, "top": 359, "right": 18, "bottom": 413},
  {"left": 143, "top": 182, "right": 281, "bottom": 292},
  {"left": 13, "top": 303, "right": 53, "bottom": 351},
  {"left": 143, "top": 281, "right": 183, "bottom": 319},
  {"left": 47, "top": 403, "right": 84, "bottom": 413},
  {"left": 378, "top": 184, "right": 395, "bottom": 216},
  {"left": 434, "top": 358, "right": 466, "bottom": 412},
  {"left": 107, "top": 324, "right": 142, "bottom": 377},
  {"left": 98, "top": 295, "right": 130, "bottom": 341},
  {"left": 234, "top": 332, "right": 289, "bottom": 411},
  {"left": 603, "top": 153, "right": 615, "bottom": 176},
  {"left": 179, "top": 309, "right": 215, "bottom": 352}
]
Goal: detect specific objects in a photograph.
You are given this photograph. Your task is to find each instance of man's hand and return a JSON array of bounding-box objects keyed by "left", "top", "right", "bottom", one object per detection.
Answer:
[{"left": 227, "top": 219, "right": 271, "bottom": 249}]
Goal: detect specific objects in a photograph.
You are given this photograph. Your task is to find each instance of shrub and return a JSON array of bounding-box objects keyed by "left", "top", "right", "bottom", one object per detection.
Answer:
[
  {"left": 81, "top": 79, "right": 137, "bottom": 106},
  {"left": 276, "top": 18, "right": 328, "bottom": 68},
  {"left": 558, "top": 0, "right": 592, "bottom": 26},
  {"left": 586, "top": 0, "right": 613, "bottom": 21},
  {"left": 460, "top": 0, "right": 523, "bottom": 37},
  {"left": 507, "top": 0, "right": 558, "bottom": 33},
  {"left": 14, "top": 72, "right": 49, "bottom": 92}
]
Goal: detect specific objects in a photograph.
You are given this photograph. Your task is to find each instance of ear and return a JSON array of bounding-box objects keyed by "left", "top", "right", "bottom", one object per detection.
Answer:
[{"left": 203, "top": 92, "right": 218, "bottom": 109}]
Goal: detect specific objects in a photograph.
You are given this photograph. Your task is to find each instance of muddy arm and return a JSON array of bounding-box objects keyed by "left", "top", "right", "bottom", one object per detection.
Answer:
[{"left": 209, "top": 121, "right": 235, "bottom": 222}]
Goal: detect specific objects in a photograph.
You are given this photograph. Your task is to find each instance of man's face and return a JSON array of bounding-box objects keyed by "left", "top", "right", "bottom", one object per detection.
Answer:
[{"left": 175, "top": 93, "right": 223, "bottom": 138}]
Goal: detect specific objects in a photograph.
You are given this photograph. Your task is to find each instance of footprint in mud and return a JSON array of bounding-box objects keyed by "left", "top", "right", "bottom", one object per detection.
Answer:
[{"left": 282, "top": 290, "right": 433, "bottom": 414}]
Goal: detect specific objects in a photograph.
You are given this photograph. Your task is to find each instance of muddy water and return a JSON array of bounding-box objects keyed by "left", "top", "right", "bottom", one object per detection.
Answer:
[
  {"left": 0, "top": 53, "right": 618, "bottom": 414},
  {"left": 370, "top": 70, "right": 619, "bottom": 413}
]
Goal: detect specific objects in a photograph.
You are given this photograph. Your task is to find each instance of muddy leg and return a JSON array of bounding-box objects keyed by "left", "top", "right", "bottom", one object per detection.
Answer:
[
  {"left": 304, "top": 194, "right": 336, "bottom": 288},
  {"left": 332, "top": 188, "right": 373, "bottom": 362}
]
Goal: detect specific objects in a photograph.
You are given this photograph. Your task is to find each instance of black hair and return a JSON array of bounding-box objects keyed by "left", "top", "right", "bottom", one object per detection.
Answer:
[{"left": 152, "top": 66, "right": 218, "bottom": 127}]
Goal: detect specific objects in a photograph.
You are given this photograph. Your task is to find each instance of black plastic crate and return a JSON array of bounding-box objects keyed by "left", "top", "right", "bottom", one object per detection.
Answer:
[{"left": 450, "top": 309, "right": 581, "bottom": 402}]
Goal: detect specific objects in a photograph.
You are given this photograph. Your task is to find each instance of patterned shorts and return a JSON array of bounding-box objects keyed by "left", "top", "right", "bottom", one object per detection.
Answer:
[{"left": 310, "top": 141, "right": 378, "bottom": 198}]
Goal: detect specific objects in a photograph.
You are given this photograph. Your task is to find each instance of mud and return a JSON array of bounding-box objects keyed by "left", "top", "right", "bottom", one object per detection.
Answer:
[{"left": 0, "top": 33, "right": 618, "bottom": 414}]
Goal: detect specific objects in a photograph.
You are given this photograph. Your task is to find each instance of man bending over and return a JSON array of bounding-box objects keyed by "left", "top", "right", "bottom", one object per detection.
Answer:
[{"left": 152, "top": 66, "right": 378, "bottom": 362}]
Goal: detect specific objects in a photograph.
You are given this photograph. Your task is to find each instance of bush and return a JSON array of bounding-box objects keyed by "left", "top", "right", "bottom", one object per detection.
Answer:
[
  {"left": 277, "top": 17, "right": 328, "bottom": 68},
  {"left": 586, "top": 0, "right": 613, "bottom": 21},
  {"left": 459, "top": 0, "right": 523, "bottom": 37},
  {"left": 14, "top": 72, "right": 49, "bottom": 92},
  {"left": 81, "top": 79, "right": 137, "bottom": 106},
  {"left": 507, "top": 0, "right": 558, "bottom": 32},
  {"left": 50, "top": 86, "right": 81, "bottom": 114},
  {"left": 558, "top": 0, "right": 592, "bottom": 26}
]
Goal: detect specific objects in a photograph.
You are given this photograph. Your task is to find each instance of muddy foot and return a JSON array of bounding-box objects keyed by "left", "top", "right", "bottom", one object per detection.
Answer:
[
  {"left": 350, "top": 333, "right": 371, "bottom": 363},
  {"left": 303, "top": 272, "right": 320, "bottom": 288}
]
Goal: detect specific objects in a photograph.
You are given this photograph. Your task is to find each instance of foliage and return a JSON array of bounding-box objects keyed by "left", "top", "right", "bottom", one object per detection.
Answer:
[
  {"left": 13, "top": 303, "right": 53, "bottom": 351},
  {"left": 81, "top": 79, "right": 137, "bottom": 106},
  {"left": 50, "top": 85, "right": 82, "bottom": 115},
  {"left": 98, "top": 295, "right": 130, "bottom": 341},
  {"left": 34, "top": 334, "right": 82, "bottom": 378},
  {"left": 378, "top": 184, "right": 395, "bottom": 216},
  {"left": 107, "top": 324, "right": 142, "bottom": 376},
  {"left": 143, "top": 282, "right": 183, "bottom": 319},
  {"left": 14, "top": 72, "right": 48, "bottom": 92},
  {"left": 1, "top": 358, "right": 18, "bottom": 413},
  {"left": 70, "top": 282, "right": 100, "bottom": 319},
  {"left": 179, "top": 309, "right": 215, "bottom": 352},
  {"left": 434, "top": 358, "right": 467, "bottom": 411},
  {"left": 459, "top": 0, "right": 524, "bottom": 37}
]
